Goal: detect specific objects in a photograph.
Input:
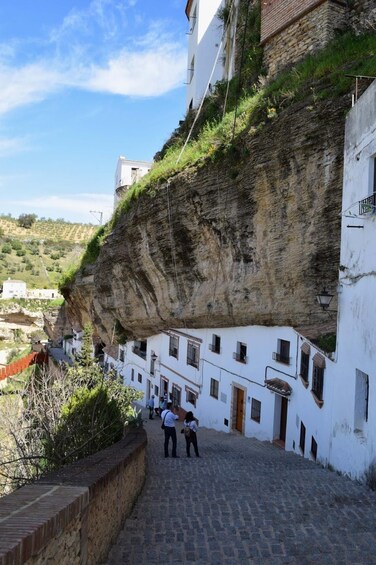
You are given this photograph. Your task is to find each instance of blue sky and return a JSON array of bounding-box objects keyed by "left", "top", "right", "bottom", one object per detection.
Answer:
[{"left": 0, "top": 0, "right": 188, "bottom": 224}]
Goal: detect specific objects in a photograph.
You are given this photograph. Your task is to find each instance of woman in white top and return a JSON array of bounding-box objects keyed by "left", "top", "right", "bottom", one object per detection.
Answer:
[{"left": 183, "top": 411, "right": 200, "bottom": 457}]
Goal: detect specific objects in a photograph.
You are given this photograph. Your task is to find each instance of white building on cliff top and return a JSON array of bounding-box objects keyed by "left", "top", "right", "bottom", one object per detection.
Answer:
[
  {"left": 1, "top": 279, "right": 27, "bottom": 299},
  {"left": 1, "top": 279, "right": 61, "bottom": 301},
  {"left": 114, "top": 156, "right": 151, "bottom": 208},
  {"left": 185, "top": 0, "right": 238, "bottom": 110}
]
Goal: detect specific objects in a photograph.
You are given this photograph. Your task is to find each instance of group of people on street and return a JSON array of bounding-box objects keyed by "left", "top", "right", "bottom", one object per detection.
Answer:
[
  {"left": 159, "top": 401, "right": 200, "bottom": 458},
  {"left": 147, "top": 393, "right": 168, "bottom": 419}
]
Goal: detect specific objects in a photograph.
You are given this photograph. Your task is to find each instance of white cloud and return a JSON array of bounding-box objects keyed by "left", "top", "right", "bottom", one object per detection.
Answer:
[
  {"left": 0, "top": 1, "right": 186, "bottom": 116},
  {"left": 85, "top": 45, "right": 186, "bottom": 96},
  {"left": 0, "top": 63, "right": 63, "bottom": 115}
]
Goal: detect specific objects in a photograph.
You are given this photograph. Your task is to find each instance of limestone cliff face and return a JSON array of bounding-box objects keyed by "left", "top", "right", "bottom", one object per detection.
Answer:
[{"left": 63, "top": 95, "right": 348, "bottom": 342}]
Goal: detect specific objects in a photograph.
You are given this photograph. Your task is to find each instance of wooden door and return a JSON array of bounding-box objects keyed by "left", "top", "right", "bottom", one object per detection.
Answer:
[
  {"left": 235, "top": 387, "right": 244, "bottom": 433},
  {"left": 279, "top": 397, "right": 288, "bottom": 443}
]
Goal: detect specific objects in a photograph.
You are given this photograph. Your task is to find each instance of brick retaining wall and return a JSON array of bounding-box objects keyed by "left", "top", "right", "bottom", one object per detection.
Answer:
[
  {"left": 0, "top": 427, "right": 147, "bottom": 565},
  {"left": 263, "top": 0, "right": 347, "bottom": 77}
]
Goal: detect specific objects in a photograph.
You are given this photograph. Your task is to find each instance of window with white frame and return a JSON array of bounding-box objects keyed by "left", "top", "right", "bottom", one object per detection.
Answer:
[
  {"left": 172, "top": 384, "right": 181, "bottom": 409},
  {"left": 119, "top": 348, "right": 124, "bottom": 362},
  {"left": 251, "top": 398, "right": 261, "bottom": 423},
  {"left": 188, "top": 55, "right": 195, "bottom": 84},
  {"left": 300, "top": 344, "right": 310, "bottom": 385},
  {"left": 190, "top": 4, "right": 197, "bottom": 33},
  {"left": 311, "top": 436, "right": 318, "bottom": 461},
  {"left": 300, "top": 421, "right": 306, "bottom": 454},
  {"left": 138, "top": 373, "right": 142, "bottom": 384},
  {"left": 273, "top": 339, "right": 290, "bottom": 365},
  {"left": 132, "top": 340, "right": 147, "bottom": 359},
  {"left": 209, "top": 334, "right": 221, "bottom": 354},
  {"left": 210, "top": 378, "right": 219, "bottom": 399},
  {"left": 311, "top": 353, "right": 325, "bottom": 403},
  {"left": 187, "top": 341, "right": 200, "bottom": 369},
  {"left": 186, "top": 387, "right": 197, "bottom": 407},
  {"left": 234, "top": 342, "right": 247, "bottom": 363},
  {"left": 354, "top": 368, "right": 369, "bottom": 432},
  {"left": 169, "top": 335, "right": 179, "bottom": 359},
  {"left": 131, "top": 368, "right": 134, "bottom": 381}
]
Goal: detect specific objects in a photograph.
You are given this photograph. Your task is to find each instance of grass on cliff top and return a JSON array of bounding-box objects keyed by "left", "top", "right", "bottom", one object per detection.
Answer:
[
  {"left": 61, "top": 31, "right": 375, "bottom": 286},
  {"left": 112, "top": 32, "right": 375, "bottom": 220}
]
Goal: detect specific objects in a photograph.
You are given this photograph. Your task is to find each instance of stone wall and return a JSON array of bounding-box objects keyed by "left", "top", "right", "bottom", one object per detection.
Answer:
[
  {"left": 261, "top": 0, "right": 327, "bottom": 42},
  {"left": 0, "top": 427, "right": 147, "bottom": 565},
  {"left": 262, "top": 0, "right": 347, "bottom": 77}
]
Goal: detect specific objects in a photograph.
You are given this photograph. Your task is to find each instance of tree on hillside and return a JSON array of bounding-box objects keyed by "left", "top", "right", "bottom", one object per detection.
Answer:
[{"left": 18, "top": 214, "right": 37, "bottom": 229}]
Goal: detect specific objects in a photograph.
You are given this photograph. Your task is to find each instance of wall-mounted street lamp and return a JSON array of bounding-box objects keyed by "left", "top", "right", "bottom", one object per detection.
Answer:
[
  {"left": 316, "top": 288, "right": 334, "bottom": 310},
  {"left": 151, "top": 352, "right": 158, "bottom": 362}
]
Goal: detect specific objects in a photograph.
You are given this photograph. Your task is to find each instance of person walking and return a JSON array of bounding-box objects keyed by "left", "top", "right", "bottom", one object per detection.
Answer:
[
  {"left": 158, "top": 396, "right": 164, "bottom": 417},
  {"left": 182, "top": 411, "right": 200, "bottom": 458},
  {"left": 147, "top": 396, "right": 155, "bottom": 420},
  {"left": 161, "top": 402, "right": 179, "bottom": 458}
]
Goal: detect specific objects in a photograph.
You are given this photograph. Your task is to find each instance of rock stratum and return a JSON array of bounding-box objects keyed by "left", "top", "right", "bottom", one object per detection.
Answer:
[{"left": 62, "top": 93, "right": 350, "bottom": 343}]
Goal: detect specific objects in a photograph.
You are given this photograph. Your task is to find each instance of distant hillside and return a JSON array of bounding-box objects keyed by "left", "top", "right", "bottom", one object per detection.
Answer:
[
  {"left": 0, "top": 216, "right": 97, "bottom": 289},
  {"left": 0, "top": 217, "right": 96, "bottom": 242}
]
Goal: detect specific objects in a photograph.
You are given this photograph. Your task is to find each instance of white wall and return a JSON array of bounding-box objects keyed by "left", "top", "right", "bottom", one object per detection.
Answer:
[
  {"left": 114, "top": 156, "right": 151, "bottom": 206},
  {"left": 186, "top": 0, "right": 225, "bottom": 110},
  {"left": 27, "top": 289, "right": 62, "bottom": 300},
  {"left": 2, "top": 280, "right": 27, "bottom": 299},
  {"left": 329, "top": 80, "right": 376, "bottom": 479},
  {"left": 115, "top": 324, "right": 333, "bottom": 467}
]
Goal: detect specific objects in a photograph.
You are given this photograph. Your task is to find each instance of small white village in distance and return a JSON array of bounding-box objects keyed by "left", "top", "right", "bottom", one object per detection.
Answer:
[{"left": 1, "top": 279, "right": 62, "bottom": 301}]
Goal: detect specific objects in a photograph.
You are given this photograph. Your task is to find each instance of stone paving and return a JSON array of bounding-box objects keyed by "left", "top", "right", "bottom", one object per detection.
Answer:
[{"left": 105, "top": 411, "right": 376, "bottom": 564}]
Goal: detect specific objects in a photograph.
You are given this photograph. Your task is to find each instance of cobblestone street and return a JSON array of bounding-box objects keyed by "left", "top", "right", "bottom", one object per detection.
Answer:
[{"left": 105, "top": 412, "right": 376, "bottom": 564}]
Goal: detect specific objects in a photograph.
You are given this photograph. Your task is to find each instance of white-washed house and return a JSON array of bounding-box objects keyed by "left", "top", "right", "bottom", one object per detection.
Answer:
[
  {"left": 63, "top": 327, "right": 83, "bottom": 360},
  {"left": 327, "top": 79, "right": 376, "bottom": 479},
  {"left": 114, "top": 156, "right": 151, "bottom": 208},
  {"left": 2, "top": 279, "right": 27, "bottom": 299},
  {"left": 185, "top": 0, "right": 238, "bottom": 110},
  {"left": 111, "top": 323, "right": 333, "bottom": 467}
]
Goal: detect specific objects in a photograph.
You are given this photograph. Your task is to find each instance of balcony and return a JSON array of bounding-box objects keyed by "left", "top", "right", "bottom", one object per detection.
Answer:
[
  {"left": 273, "top": 352, "right": 291, "bottom": 365},
  {"left": 187, "top": 356, "right": 199, "bottom": 369},
  {"left": 233, "top": 352, "right": 248, "bottom": 364},
  {"left": 359, "top": 193, "right": 376, "bottom": 215},
  {"left": 132, "top": 346, "right": 146, "bottom": 360}
]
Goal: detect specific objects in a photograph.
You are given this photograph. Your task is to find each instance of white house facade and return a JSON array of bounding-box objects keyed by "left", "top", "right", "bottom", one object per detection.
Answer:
[
  {"left": 185, "top": 0, "right": 237, "bottom": 110},
  {"left": 114, "top": 156, "right": 151, "bottom": 207},
  {"left": 104, "top": 323, "right": 333, "bottom": 468},
  {"left": 2, "top": 279, "right": 27, "bottom": 299},
  {"left": 328, "top": 79, "right": 376, "bottom": 479},
  {"left": 27, "top": 288, "right": 62, "bottom": 300},
  {"left": 63, "top": 328, "right": 83, "bottom": 359}
]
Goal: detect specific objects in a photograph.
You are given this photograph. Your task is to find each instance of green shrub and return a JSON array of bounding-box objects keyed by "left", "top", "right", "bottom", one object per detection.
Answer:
[
  {"left": 11, "top": 240, "right": 22, "bottom": 251},
  {"left": 2, "top": 243, "right": 11, "bottom": 254},
  {"left": 45, "top": 385, "right": 124, "bottom": 467}
]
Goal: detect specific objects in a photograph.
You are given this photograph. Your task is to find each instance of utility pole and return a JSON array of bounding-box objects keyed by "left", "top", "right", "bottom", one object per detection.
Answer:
[{"left": 90, "top": 210, "right": 103, "bottom": 225}]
